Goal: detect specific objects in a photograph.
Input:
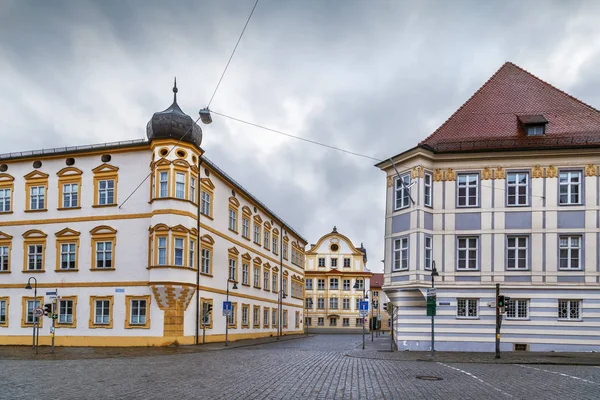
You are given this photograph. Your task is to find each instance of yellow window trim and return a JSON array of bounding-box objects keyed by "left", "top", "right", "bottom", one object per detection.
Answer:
[
  {"left": 171, "top": 232, "right": 188, "bottom": 267},
  {"left": 0, "top": 296, "right": 9, "bottom": 327},
  {"left": 263, "top": 306, "right": 270, "bottom": 328},
  {"left": 55, "top": 228, "right": 80, "bottom": 272},
  {"left": 242, "top": 206, "right": 252, "bottom": 217},
  {"left": 92, "top": 164, "right": 119, "bottom": 207},
  {"left": 22, "top": 230, "right": 47, "bottom": 272},
  {"left": 228, "top": 302, "right": 238, "bottom": 328},
  {"left": 283, "top": 309, "right": 288, "bottom": 327},
  {"left": 200, "top": 179, "right": 214, "bottom": 218},
  {"left": 56, "top": 295, "right": 78, "bottom": 328},
  {"left": 0, "top": 231, "right": 13, "bottom": 273},
  {"left": 241, "top": 303, "right": 250, "bottom": 328},
  {"left": 90, "top": 225, "right": 117, "bottom": 271},
  {"left": 253, "top": 305, "right": 260, "bottom": 328},
  {"left": 57, "top": 167, "right": 83, "bottom": 209},
  {"left": 200, "top": 297, "right": 213, "bottom": 329},
  {"left": 201, "top": 235, "right": 214, "bottom": 276},
  {"left": 125, "top": 295, "right": 151, "bottom": 329},
  {"left": 172, "top": 164, "right": 190, "bottom": 201},
  {"left": 228, "top": 205, "right": 238, "bottom": 233},
  {"left": 253, "top": 264, "right": 261, "bottom": 289},
  {"left": 21, "top": 296, "right": 43, "bottom": 328},
  {"left": 89, "top": 295, "right": 114, "bottom": 329},
  {"left": 24, "top": 171, "right": 49, "bottom": 212},
  {"left": 0, "top": 173, "right": 15, "bottom": 213}
]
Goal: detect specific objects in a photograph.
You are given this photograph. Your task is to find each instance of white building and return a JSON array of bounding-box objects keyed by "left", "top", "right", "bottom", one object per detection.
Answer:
[
  {"left": 0, "top": 83, "right": 306, "bottom": 346},
  {"left": 377, "top": 62, "right": 600, "bottom": 352},
  {"left": 304, "top": 227, "right": 371, "bottom": 332}
]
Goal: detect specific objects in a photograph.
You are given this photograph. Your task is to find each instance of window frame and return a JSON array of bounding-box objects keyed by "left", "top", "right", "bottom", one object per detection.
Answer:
[
  {"left": 558, "top": 235, "right": 583, "bottom": 270},
  {"left": 394, "top": 173, "right": 412, "bottom": 211},
  {"left": 57, "top": 296, "right": 77, "bottom": 327},
  {"left": 392, "top": 236, "right": 409, "bottom": 271},
  {"left": 424, "top": 235, "right": 433, "bottom": 270},
  {"left": 21, "top": 297, "right": 42, "bottom": 328},
  {"left": 201, "top": 298, "right": 213, "bottom": 328},
  {"left": 506, "top": 171, "right": 530, "bottom": 207},
  {"left": 253, "top": 305, "right": 260, "bottom": 328},
  {"left": 456, "top": 298, "right": 479, "bottom": 319},
  {"left": 242, "top": 262, "right": 249, "bottom": 286},
  {"left": 558, "top": 299, "right": 582, "bottom": 321},
  {"left": 93, "top": 163, "right": 119, "bottom": 208},
  {"left": 558, "top": 169, "right": 583, "bottom": 206},
  {"left": 0, "top": 174, "right": 14, "bottom": 213},
  {"left": 456, "top": 173, "right": 480, "bottom": 208},
  {"left": 424, "top": 172, "right": 433, "bottom": 208},
  {"left": 506, "top": 235, "right": 529, "bottom": 270},
  {"left": 456, "top": 236, "right": 479, "bottom": 271},
  {"left": 506, "top": 299, "right": 529, "bottom": 320},
  {"left": 89, "top": 296, "right": 114, "bottom": 328},
  {"left": 0, "top": 297, "right": 8, "bottom": 327}
]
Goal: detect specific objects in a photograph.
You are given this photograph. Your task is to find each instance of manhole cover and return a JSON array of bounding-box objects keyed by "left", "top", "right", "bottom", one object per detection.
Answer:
[{"left": 416, "top": 376, "right": 443, "bottom": 381}]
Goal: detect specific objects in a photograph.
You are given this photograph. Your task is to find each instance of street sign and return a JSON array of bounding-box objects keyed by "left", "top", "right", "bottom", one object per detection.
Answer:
[
  {"left": 438, "top": 301, "right": 450, "bottom": 306},
  {"left": 223, "top": 301, "right": 232, "bottom": 316},
  {"left": 46, "top": 291, "right": 57, "bottom": 296},
  {"left": 359, "top": 301, "right": 369, "bottom": 312},
  {"left": 426, "top": 296, "right": 437, "bottom": 316},
  {"left": 427, "top": 288, "right": 437, "bottom": 297},
  {"left": 359, "top": 310, "right": 368, "bottom": 317},
  {"left": 115, "top": 288, "right": 125, "bottom": 293},
  {"left": 33, "top": 308, "right": 44, "bottom": 317}
]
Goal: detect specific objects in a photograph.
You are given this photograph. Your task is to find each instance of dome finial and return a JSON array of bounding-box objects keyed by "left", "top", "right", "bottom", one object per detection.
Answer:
[{"left": 173, "top": 77, "right": 178, "bottom": 103}]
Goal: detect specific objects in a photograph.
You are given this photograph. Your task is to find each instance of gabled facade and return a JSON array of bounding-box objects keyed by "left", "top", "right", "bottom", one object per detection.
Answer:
[
  {"left": 0, "top": 83, "right": 307, "bottom": 346},
  {"left": 304, "top": 227, "right": 372, "bottom": 332},
  {"left": 377, "top": 62, "right": 600, "bottom": 352}
]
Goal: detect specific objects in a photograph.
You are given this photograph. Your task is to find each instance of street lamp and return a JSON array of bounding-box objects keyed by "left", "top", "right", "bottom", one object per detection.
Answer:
[
  {"left": 430, "top": 261, "right": 439, "bottom": 357},
  {"left": 277, "top": 289, "right": 286, "bottom": 340},
  {"left": 225, "top": 279, "right": 238, "bottom": 346},
  {"left": 25, "top": 277, "right": 39, "bottom": 354},
  {"left": 353, "top": 280, "right": 371, "bottom": 350}
]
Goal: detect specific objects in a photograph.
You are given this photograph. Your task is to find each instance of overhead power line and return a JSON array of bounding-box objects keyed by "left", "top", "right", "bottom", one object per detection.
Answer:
[{"left": 208, "top": 0, "right": 260, "bottom": 108}]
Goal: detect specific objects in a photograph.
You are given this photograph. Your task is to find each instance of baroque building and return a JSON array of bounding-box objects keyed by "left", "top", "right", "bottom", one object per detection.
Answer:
[
  {"left": 377, "top": 62, "right": 600, "bottom": 352},
  {"left": 304, "top": 227, "right": 371, "bottom": 332},
  {"left": 0, "top": 83, "right": 306, "bottom": 346}
]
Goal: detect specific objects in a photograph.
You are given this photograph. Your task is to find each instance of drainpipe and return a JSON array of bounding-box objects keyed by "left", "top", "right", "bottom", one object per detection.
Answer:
[{"left": 195, "top": 158, "right": 203, "bottom": 345}]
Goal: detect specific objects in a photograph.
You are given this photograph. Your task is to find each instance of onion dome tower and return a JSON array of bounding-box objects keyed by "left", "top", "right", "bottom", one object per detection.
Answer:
[{"left": 146, "top": 78, "right": 203, "bottom": 148}]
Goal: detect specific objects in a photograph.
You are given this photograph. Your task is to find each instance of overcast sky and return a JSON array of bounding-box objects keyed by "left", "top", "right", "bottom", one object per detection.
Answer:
[{"left": 2, "top": 0, "right": 600, "bottom": 272}]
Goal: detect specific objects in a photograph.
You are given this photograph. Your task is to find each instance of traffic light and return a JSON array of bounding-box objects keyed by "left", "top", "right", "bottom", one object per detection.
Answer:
[
  {"left": 43, "top": 303, "right": 52, "bottom": 316},
  {"left": 497, "top": 295, "right": 505, "bottom": 308},
  {"left": 207, "top": 304, "right": 213, "bottom": 314},
  {"left": 382, "top": 303, "right": 387, "bottom": 312}
]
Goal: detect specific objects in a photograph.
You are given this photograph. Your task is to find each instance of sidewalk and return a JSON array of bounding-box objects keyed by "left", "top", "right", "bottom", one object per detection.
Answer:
[
  {"left": 0, "top": 333, "right": 309, "bottom": 361},
  {"left": 345, "top": 335, "right": 600, "bottom": 366}
]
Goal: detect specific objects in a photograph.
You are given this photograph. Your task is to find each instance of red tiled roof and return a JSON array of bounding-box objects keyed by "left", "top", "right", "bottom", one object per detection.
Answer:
[
  {"left": 420, "top": 62, "right": 600, "bottom": 153},
  {"left": 370, "top": 273, "right": 384, "bottom": 288}
]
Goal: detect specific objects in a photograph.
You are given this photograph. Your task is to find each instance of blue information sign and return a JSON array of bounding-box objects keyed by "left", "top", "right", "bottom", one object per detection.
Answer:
[
  {"left": 359, "top": 301, "right": 369, "bottom": 312},
  {"left": 223, "top": 301, "right": 232, "bottom": 316}
]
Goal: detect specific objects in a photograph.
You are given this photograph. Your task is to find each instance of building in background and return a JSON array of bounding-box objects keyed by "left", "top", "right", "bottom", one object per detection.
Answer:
[
  {"left": 377, "top": 62, "right": 600, "bottom": 352},
  {"left": 369, "top": 273, "right": 390, "bottom": 333},
  {"left": 0, "top": 83, "right": 306, "bottom": 346},
  {"left": 304, "top": 227, "right": 371, "bottom": 332}
]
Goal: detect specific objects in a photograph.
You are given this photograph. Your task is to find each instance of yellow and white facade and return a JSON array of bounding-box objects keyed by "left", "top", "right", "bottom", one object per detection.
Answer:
[
  {"left": 304, "top": 227, "right": 371, "bottom": 332},
  {"left": 0, "top": 86, "right": 306, "bottom": 346}
]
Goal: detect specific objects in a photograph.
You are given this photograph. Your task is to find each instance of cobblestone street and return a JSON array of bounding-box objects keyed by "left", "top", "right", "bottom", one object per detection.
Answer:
[{"left": 1, "top": 335, "right": 599, "bottom": 400}]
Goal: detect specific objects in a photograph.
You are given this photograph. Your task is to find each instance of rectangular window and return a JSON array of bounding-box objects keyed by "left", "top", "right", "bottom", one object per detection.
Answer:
[
  {"left": 175, "top": 172, "right": 186, "bottom": 199},
  {"left": 98, "top": 179, "right": 115, "bottom": 205},
  {"left": 457, "top": 173, "right": 478, "bottom": 207},
  {"left": 457, "top": 298, "right": 478, "bottom": 318},
  {"left": 330, "top": 278, "right": 339, "bottom": 290},
  {"left": 0, "top": 246, "right": 9, "bottom": 271},
  {"left": 229, "top": 209, "right": 237, "bottom": 231},
  {"left": 242, "top": 218, "right": 249, "bottom": 239},
  {"left": 254, "top": 266, "right": 260, "bottom": 287},
  {"left": 190, "top": 177, "right": 196, "bottom": 203},
  {"left": 343, "top": 258, "right": 351, "bottom": 268},
  {"left": 60, "top": 243, "right": 77, "bottom": 269},
  {"left": 201, "top": 301, "right": 212, "bottom": 327},
  {"left": 58, "top": 299, "right": 73, "bottom": 324},
  {"left": 424, "top": 236, "right": 432, "bottom": 270},
  {"left": 331, "top": 258, "right": 338, "bottom": 268},
  {"left": 329, "top": 317, "right": 337, "bottom": 326},
  {"left": 26, "top": 299, "right": 41, "bottom": 324},
  {"left": 343, "top": 318, "right": 350, "bottom": 327},
  {"left": 264, "top": 308, "right": 269, "bottom": 328},
  {"left": 305, "top": 278, "right": 313, "bottom": 290},
  {"left": 457, "top": 237, "right": 478, "bottom": 270},
  {"left": 264, "top": 271, "right": 270, "bottom": 290},
  {"left": 507, "top": 236, "right": 528, "bottom": 270},
  {"left": 506, "top": 299, "right": 528, "bottom": 320},
  {"left": 0, "top": 188, "right": 10, "bottom": 212},
  {"left": 295, "top": 311, "right": 300, "bottom": 329},
  {"left": 507, "top": 172, "right": 529, "bottom": 206},
  {"left": 559, "top": 171, "right": 582, "bottom": 205},
  {"left": 253, "top": 306, "right": 260, "bottom": 327},
  {"left": 157, "top": 237, "right": 167, "bottom": 265},
  {"left": 254, "top": 225, "right": 260, "bottom": 243},
  {"left": 424, "top": 172, "right": 432, "bottom": 207},
  {"left": 159, "top": 172, "right": 168, "bottom": 198},
  {"left": 229, "top": 258, "right": 236, "bottom": 281},
  {"left": 273, "top": 237, "right": 278, "bottom": 254},
  {"left": 130, "top": 299, "right": 147, "bottom": 325},
  {"left": 318, "top": 257, "right": 325, "bottom": 267},
  {"left": 559, "top": 236, "right": 581, "bottom": 270},
  {"left": 264, "top": 231, "right": 270, "bottom": 249},
  {"left": 283, "top": 310, "right": 288, "bottom": 327},
  {"left": 228, "top": 304, "right": 237, "bottom": 326},
  {"left": 283, "top": 243, "right": 288, "bottom": 259},
  {"left": 242, "top": 306, "right": 249, "bottom": 326},
  {"left": 0, "top": 299, "right": 6, "bottom": 324},
  {"left": 318, "top": 317, "right": 324, "bottom": 326},
  {"left": 174, "top": 238, "right": 184, "bottom": 266},
  {"left": 272, "top": 274, "right": 278, "bottom": 292},
  {"left": 305, "top": 298, "right": 312, "bottom": 309},
  {"left": 201, "top": 191, "right": 211, "bottom": 216},
  {"left": 394, "top": 173, "right": 411, "bottom": 210},
  {"left": 355, "top": 279, "right": 364, "bottom": 290},
  {"left": 356, "top": 318, "right": 362, "bottom": 326},
  {"left": 30, "top": 186, "right": 45, "bottom": 210},
  {"left": 305, "top": 317, "right": 312, "bottom": 326},
  {"left": 242, "top": 263, "right": 249, "bottom": 285},
  {"left": 317, "top": 298, "right": 324, "bottom": 309},
  {"left": 558, "top": 300, "right": 581, "bottom": 321},
  {"left": 62, "top": 183, "right": 79, "bottom": 208},
  {"left": 317, "top": 279, "right": 325, "bottom": 290},
  {"left": 96, "top": 242, "right": 112, "bottom": 269},
  {"left": 343, "top": 279, "right": 350, "bottom": 290},
  {"left": 342, "top": 298, "right": 350, "bottom": 310},
  {"left": 201, "top": 249, "right": 210, "bottom": 274},
  {"left": 95, "top": 300, "right": 111, "bottom": 324},
  {"left": 272, "top": 309, "right": 277, "bottom": 327},
  {"left": 189, "top": 240, "right": 195, "bottom": 269},
  {"left": 28, "top": 245, "right": 43, "bottom": 270},
  {"left": 393, "top": 237, "right": 408, "bottom": 271}
]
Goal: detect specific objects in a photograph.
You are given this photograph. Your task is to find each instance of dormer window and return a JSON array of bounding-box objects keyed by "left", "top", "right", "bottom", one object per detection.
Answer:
[{"left": 518, "top": 114, "right": 547, "bottom": 137}]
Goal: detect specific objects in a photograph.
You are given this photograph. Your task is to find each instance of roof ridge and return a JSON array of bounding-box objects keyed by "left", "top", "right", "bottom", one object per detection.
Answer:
[
  {"left": 419, "top": 61, "right": 511, "bottom": 145},
  {"left": 505, "top": 61, "right": 600, "bottom": 114}
]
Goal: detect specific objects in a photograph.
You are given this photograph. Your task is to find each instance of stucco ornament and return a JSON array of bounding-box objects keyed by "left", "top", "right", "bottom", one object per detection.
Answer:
[
  {"left": 482, "top": 167, "right": 492, "bottom": 180},
  {"left": 546, "top": 165, "right": 558, "bottom": 178},
  {"left": 493, "top": 167, "right": 506, "bottom": 180},
  {"left": 433, "top": 169, "right": 443, "bottom": 182},
  {"left": 585, "top": 164, "right": 597, "bottom": 177},
  {"left": 445, "top": 168, "right": 456, "bottom": 181},
  {"left": 532, "top": 165, "right": 544, "bottom": 179},
  {"left": 387, "top": 175, "right": 394, "bottom": 187}
]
